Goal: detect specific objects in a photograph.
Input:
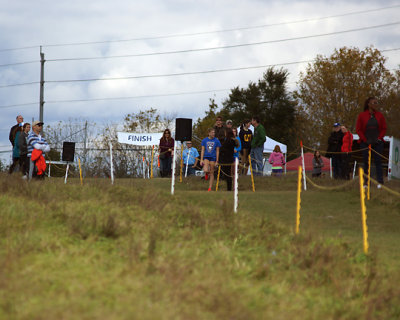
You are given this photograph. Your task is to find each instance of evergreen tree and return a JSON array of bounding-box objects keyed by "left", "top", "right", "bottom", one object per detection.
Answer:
[{"left": 221, "top": 67, "right": 297, "bottom": 152}]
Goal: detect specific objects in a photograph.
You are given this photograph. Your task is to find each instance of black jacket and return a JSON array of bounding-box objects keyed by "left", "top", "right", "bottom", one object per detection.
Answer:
[
  {"left": 9, "top": 124, "right": 19, "bottom": 146},
  {"left": 220, "top": 138, "right": 239, "bottom": 164},
  {"left": 19, "top": 131, "right": 29, "bottom": 156},
  {"left": 326, "top": 130, "right": 344, "bottom": 158},
  {"left": 214, "top": 125, "right": 226, "bottom": 142}
]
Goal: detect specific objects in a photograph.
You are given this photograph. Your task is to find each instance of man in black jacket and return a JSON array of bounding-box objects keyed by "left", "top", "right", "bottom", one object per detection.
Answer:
[
  {"left": 326, "top": 122, "right": 344, "bottom": 179},
  {"left": 213, "top": 116, "right": 225, "bottom": 142},
  {"left": 9, "top": 115, "right": 24, "bottom": 146}
]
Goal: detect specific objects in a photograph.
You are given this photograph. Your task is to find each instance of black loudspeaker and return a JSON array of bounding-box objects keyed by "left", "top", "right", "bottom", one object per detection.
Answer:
[
  {"left": 175, "top": 118, "right": 192, "bottom": 142},
  {"left": 62, "top": 142, "right": 75, "bottom": 162}
]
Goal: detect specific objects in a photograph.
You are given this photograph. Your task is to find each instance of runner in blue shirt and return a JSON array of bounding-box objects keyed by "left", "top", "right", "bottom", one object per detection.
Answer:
[{"left": 200, "top": 128, "right": 221, "bottom": 191}]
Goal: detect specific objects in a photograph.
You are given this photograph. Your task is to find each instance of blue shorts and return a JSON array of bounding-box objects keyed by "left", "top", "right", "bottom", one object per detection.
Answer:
[{"left": 203, "top": 157, "right": 216, "bottom": 162}]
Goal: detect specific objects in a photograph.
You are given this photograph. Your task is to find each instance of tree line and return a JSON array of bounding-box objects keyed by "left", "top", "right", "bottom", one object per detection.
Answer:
[{"left": 194, "top": 46, "right": 400, "bottom": 154}]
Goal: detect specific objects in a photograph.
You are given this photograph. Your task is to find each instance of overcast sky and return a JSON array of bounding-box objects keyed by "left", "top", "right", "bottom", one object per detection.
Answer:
[{"left": 1, "top": 0, "right": 400, "bottom": 159}]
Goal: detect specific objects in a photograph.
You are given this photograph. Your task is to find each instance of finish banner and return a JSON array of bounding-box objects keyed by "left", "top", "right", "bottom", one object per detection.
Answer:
[{"left": 117, "top": 132, "right": 163, "bottom": 146}]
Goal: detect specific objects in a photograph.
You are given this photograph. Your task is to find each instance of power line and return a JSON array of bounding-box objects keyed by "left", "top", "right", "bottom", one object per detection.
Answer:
[
  {"left": 0, "top": 60, "right": 39, "bottom": 68},
  {"left": 46, "top": 46, "right": 400, "bottom": 84},
  {"left": 0, "top": 89, "right": 231, "bottom": 109},
  {"left": 41, "top": 5, "right": 400, "bottom": 48},
  {"left": 46, "top": 21, "right": 400, "bottom": 62},
  {"left": 0, "top": 81, "right": 39, "bottom": 89},
  {"left": 0, "top": 56, "right": 398, "bottom": 109},
  {"left": 382, "top": 48, "right": 400, "bottom": 53},
  {"left": 45, "top": 89, "right": 231, "bottom": 104},
  {"left": 46, "top": 59, "right": 313, "bottom": 83},
  {"left": 1, "top": 47, "right": 399, "bottom": 90},
  {"left": 0, "top": 45, "right": 39, "bottom": 53},
  {"left": 0, "top": 102, "right": 38, "bottom": 109},
  {"left": 1, "top": 4, "right": 399, "bottom": 52}
]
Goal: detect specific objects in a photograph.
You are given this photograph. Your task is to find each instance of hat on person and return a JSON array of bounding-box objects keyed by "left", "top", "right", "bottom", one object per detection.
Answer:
[
  {"left": 333, "top": 122, "right": 341, "bottom": 127},
  {"left": 32, "top": 120, "right": 44, "bottom": 127},
  {"left": 226, "top": 120, "right": 233, "bottom": 125}
]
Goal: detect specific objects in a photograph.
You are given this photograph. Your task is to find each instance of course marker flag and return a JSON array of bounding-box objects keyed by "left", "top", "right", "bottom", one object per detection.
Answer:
[
  {"left": 79, "top": 158, "right": 83, "bottom": 185},
  {"left": 248, "top": 155, "right": 255, "bottom": 192},
  {"left": 296, "top": 166, "right": 302, "bottom": 234},
  {"left": 359, "top": 168, "right": 369, "bottom": 254},
  {"left": 216, "top": 166, "right": 221, "bottom": 191}
]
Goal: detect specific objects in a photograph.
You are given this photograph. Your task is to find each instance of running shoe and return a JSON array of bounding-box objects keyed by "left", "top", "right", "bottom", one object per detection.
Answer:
[{"left": 205, "top": 173, "right": 209, "bottom": 180}]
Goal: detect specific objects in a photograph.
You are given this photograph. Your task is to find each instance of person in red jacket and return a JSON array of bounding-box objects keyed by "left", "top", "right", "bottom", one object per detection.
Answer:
[
  {"left": 340, "top": 125, "right": 353, "bottom": 180},
  {"left": 356, "top": 97, "right": 387, "bottom": 186}
]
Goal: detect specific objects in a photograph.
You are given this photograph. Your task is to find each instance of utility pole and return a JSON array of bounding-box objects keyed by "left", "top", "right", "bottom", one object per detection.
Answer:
[{"left": 39, "top": 47, "right": 45, "bottom": 122}]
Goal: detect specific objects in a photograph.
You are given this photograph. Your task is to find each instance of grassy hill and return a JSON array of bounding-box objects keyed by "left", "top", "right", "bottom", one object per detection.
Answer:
[{"left": 1, "top": 174, "right": 399, "bottom": 319}]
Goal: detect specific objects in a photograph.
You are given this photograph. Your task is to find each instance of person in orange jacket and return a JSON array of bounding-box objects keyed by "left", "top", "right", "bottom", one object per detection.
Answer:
[
  {"left": 340, "top": 125, "right": 353, "bottom": 180},
  {"left": 31, "top": 149, "right": 46, "bottom": 176}
]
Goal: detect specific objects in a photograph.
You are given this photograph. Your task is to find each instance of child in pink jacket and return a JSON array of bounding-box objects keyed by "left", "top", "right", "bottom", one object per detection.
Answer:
[{"left": 269, "top": 145, "right": 285, "bottom": 177}]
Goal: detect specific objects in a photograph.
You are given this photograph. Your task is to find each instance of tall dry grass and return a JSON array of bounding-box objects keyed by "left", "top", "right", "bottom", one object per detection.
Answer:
[{"left": 0, "top": 173, "right": 399, "bottom": 319}]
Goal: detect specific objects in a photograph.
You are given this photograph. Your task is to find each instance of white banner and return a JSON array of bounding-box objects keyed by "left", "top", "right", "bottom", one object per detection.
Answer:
[{"left": 117, "top": 132, "right": 163, "bottom": 146}]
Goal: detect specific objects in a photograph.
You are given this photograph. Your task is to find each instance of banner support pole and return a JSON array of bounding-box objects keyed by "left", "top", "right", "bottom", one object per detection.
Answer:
[
  {"left": 300, "top": 141, "right": 307, "bottom": 191},
  {"left": 185, "top": 147, "right": 190, "bottom": 178},
  {"left": 352, "top": 160, "right": 357, "bottom": 180},
  {"left": 171, "top": 140, "right": 177, "bottom": 195},
  {"left": 64, "top": 163, "right": 70, "bottom": 184},
  {"left": 179, "top": 143, "right": 183, "bottom": 183},
  {"left": 109, "top": 143, "right": 114, "bottom": 185},
  {"left": 234, "top": 158, "right": 239, "bottom": 213},
  {"left": 151, "top": 146, "right": 154, "bottom": 179}
]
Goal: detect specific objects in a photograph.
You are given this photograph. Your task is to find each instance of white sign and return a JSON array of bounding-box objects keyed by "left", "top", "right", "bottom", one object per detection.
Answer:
[
  {"left": 117, "top": 132, "right": 163, "bottom": 146},
  {"left": 390, "top": 137, "right": 400, "bottom": 179}
]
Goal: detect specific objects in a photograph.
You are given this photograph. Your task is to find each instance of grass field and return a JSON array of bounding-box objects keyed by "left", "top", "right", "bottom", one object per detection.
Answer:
[{"left": 1, "top": 173, "right": 399, "bottom": 319}]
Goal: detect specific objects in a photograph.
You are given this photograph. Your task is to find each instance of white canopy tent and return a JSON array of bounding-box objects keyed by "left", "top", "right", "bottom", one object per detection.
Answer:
[
  {"left": 237, "top": 126, "right": 287, "bottom": 154},
  {"left": 237, "top": 126, "right": 287, "bottom": 175},
  {"left": 263, "top": 135, "right": 287, "bottom": 154}
]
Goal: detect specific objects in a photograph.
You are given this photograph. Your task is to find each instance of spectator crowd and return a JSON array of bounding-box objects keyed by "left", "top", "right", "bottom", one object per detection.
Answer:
[
  {"left": 158, "top": 96, "right": 387, "bottom": 191},
  {"left": 7, "top": 97, "right": 387, "bottom": 190},
  {"left": 8, "top": 115, "right": 50, "bottom": 180}
]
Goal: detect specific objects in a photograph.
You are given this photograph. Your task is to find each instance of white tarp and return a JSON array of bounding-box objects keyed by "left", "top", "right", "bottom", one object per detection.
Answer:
[
  {"left": 389, "top": 137, "right": 400, "bottom": 179},
  {"left": 238, "top": 126, "right": 287, "bottom": 154},
  {"left": 263, "top": 136, "right": 287, "bottom": 154},
  {"left": 117, "top": 132, "right": 163, "bottom": 146}
]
